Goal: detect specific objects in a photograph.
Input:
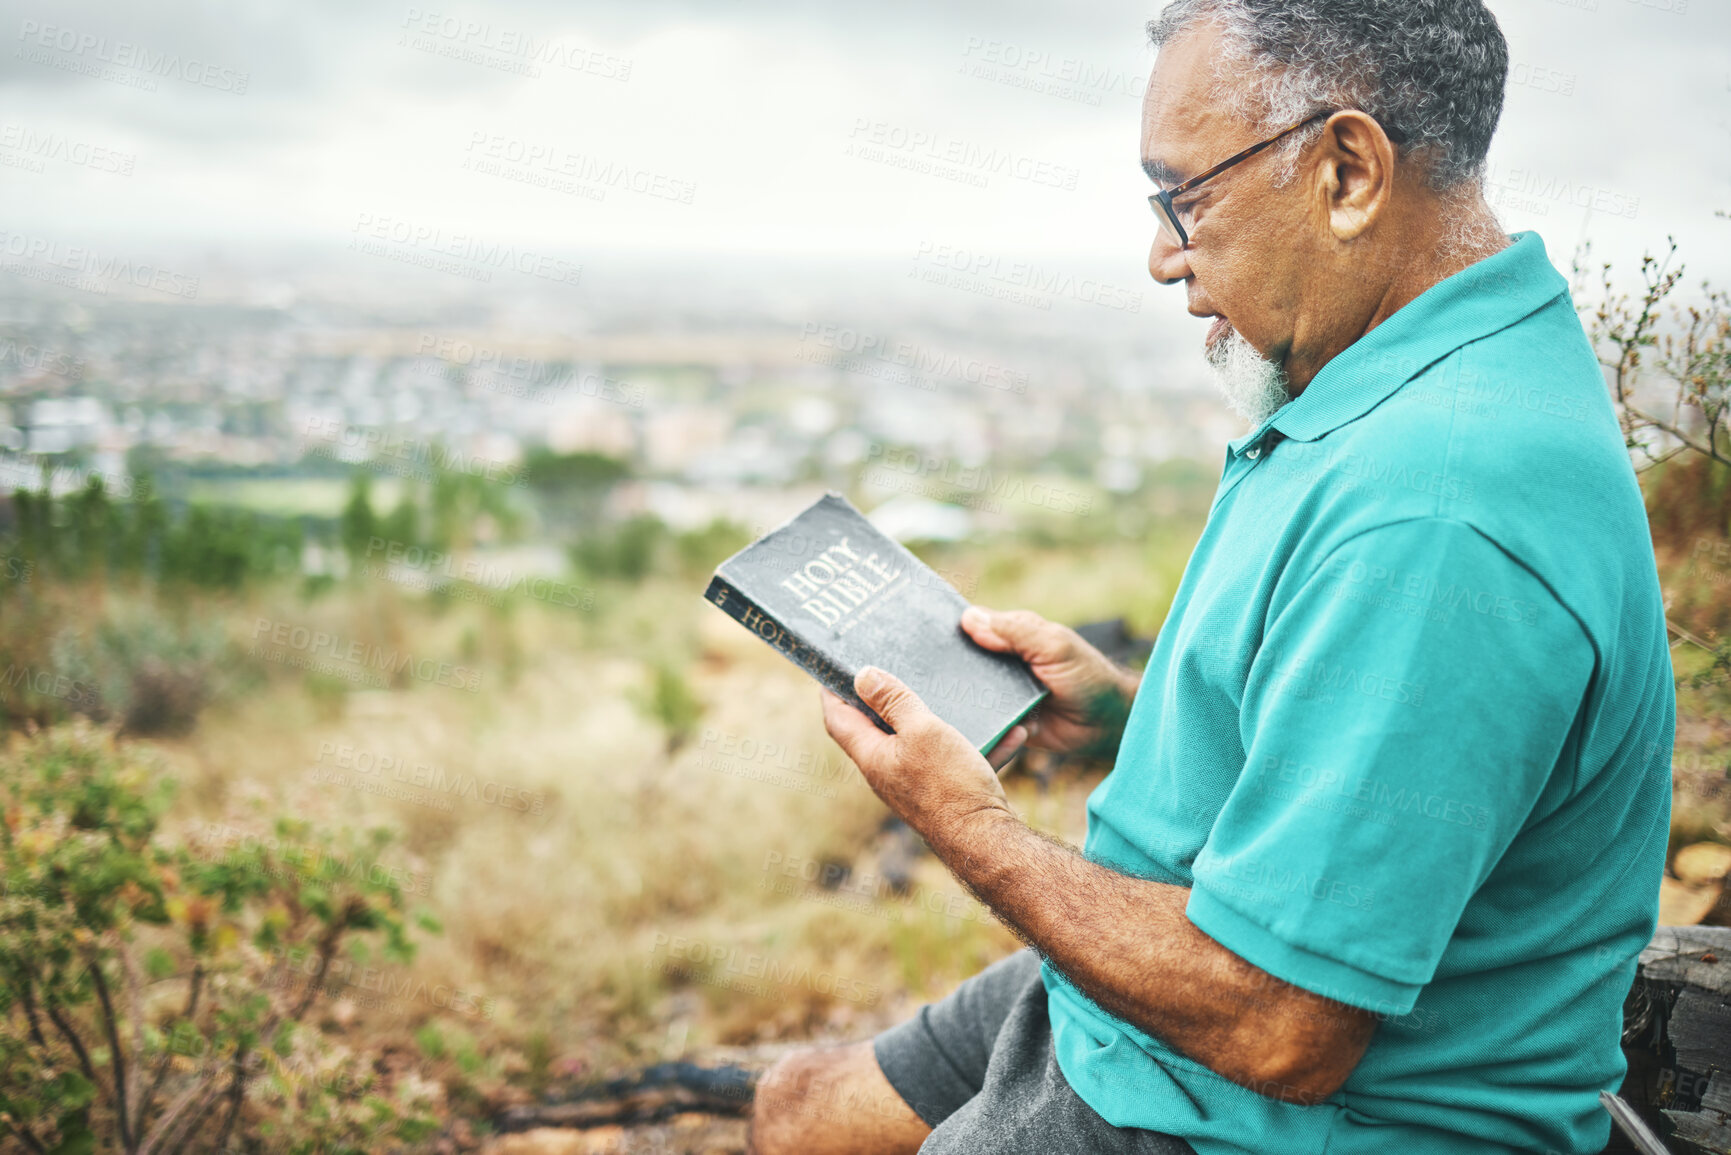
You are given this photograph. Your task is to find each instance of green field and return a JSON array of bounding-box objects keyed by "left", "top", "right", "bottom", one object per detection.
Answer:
[{"left": 183, "top": 476, "right": 410, "bottom": 517}]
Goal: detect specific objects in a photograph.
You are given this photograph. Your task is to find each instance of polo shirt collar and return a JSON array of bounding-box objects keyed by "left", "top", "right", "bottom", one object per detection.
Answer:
[{"left": 1230, "top": 231, "right": 1568, "bottom": 455}]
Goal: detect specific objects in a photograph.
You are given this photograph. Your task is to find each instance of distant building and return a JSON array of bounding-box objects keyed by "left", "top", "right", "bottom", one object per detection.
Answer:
[{"left": 866, "top": 495, "right": 973, "bottom": 543}]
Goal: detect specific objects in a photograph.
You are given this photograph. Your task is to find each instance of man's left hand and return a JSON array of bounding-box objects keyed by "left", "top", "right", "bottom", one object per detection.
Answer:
[{"left": 821, "top": 666, "right": 1026, "bottom": 848}]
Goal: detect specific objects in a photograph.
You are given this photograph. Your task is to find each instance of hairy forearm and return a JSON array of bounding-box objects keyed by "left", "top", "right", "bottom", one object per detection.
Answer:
[{"left": 930, "top": 807, "right": 1370, "bottom": 1103}]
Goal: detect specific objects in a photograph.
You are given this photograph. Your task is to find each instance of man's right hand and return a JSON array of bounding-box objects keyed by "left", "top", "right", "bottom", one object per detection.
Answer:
[{"left": 960, "top": 606, "right": 1141, "bottom": 761}]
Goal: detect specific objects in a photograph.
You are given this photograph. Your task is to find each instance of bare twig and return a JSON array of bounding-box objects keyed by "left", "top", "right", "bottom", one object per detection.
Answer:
[
  {"left": 137, "top": 963, "right": 201, "bottom": 1132},
  {"left": 87, "top": 960, "right": 134, "bottom": 1151},
  {"left": 207, "top": 1046, "right": 251, "bottom": 1155},
  {"left": 18, "top": 979, "right": 49, "bottom": 1049},
  {"left": 119, "top": 943, "right": 146, "bottom": 1151},
  {"left": 1636, "top": 443, "right": 1693, "bottom": 472},
  {"left": 287, "top": 897, "right": 362, "bottom": 1026},
  {"left": 0, "top": 1118, "right": 49, "bottom": 1155},
  {"left": 1579, "top": 233, "right": 1730, "bottom": 472},
  {"left": 1667, "top": 618, "right": 1716, "bottom": 652},
  {"left": 137, "top": 1073, "right": 222, "bottom": 1155},
  {"left": 41, "top": 995, "right": 113, "bottom": 1116},
  {"left": 162, "top": 1071, "right": 229, "bottom": 1155},
  {"left": 1622, "top": 403, "right": 1731, "bottom": 468}
]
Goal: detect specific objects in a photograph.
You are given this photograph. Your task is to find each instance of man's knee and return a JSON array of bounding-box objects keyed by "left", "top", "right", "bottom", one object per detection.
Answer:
[
  {"left": 750, "top": 1046, "right": 837, "bottom": 1153},
  {"left": 749, "top": 1041, "right": 926, "bottom": 1155}
]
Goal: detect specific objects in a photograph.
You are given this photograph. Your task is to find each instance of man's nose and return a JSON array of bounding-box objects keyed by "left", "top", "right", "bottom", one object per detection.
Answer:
[{"left": 1148, "top": 233, "right": 1192, "bottom": 286}]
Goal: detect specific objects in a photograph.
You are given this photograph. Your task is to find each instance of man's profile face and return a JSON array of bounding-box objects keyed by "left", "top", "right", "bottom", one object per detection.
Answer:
[{"left": 1141, "top": 21, "right": 1312, "bottom": 419}]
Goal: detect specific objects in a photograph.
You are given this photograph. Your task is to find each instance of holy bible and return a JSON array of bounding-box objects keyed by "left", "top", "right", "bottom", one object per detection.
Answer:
[{"left": 703, "top": 493, "right": 1048, "bottom": 755}]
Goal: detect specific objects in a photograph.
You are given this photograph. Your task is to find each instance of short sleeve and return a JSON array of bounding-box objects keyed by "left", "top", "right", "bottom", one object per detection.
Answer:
[{"left": 1186, "top": 518, "right": 1594, "bottom": 1015}]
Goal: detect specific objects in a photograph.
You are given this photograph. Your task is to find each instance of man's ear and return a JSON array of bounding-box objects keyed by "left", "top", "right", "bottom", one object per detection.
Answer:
[{"left": 1313, "top": 110, "right": 1397, "bottom": 241}]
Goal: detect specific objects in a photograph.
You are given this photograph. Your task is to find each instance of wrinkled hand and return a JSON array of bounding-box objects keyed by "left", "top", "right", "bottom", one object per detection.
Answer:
[
  {"left": 960, "top": 606, "right": 1140, "bottom": 759},
  {"left": 821, "top": 667, "right": 1018, "bottom": 849}
]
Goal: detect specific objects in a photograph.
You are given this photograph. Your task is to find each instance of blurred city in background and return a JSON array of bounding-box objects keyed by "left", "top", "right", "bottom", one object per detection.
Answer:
[{"left": 1, "top": 0, "right": 1728, "bottom": 1151}]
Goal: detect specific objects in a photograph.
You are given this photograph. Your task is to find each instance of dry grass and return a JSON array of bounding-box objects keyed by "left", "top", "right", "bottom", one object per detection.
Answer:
[
  {"left": 18, "top": 515, "right": 1723, "bottom": 1150},
  {"left": 115, "top": 552, "right": 1112, "bottom": 1126}
]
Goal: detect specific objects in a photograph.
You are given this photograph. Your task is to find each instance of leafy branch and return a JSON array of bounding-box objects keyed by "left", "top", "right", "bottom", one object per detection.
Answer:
[
  {"left": 1575, "top": 232, "right": 1731, "bottom": 471},
  {"left": 0, "top": 723, "right": 441, "bottom": 1154}
]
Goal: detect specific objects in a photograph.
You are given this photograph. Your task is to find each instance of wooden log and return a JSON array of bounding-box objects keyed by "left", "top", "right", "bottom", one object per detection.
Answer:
[
  {"left": 497, "top": 928, "right": 1730, "bottom": 1149},
  {"left": 494, "top": 1061, "right": 756, "bottom": 1133},
  {"left": 1610, "top": 926, "right": 1731, "bottom": 1154}
]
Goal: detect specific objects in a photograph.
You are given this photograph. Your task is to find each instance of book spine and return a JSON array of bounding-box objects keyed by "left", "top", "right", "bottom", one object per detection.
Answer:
[{"left": 703, "top": 574, "right": 893, "bottom": 735}]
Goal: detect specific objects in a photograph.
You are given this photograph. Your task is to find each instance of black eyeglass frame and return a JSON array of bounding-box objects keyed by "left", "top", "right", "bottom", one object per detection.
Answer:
[{"left": 1148, "top": 109, "right": 1408, "bottom": 250}]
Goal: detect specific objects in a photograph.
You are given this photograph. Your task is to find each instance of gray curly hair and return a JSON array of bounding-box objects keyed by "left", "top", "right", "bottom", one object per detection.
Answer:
[{"left": 1148, "top": 0, "right": 1508, "bottom": 191}]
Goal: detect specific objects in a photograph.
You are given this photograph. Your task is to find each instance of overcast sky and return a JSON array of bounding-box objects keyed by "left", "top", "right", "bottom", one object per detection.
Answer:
[{"left": 0, "top": 0, "right": 1727, "bottom": 292}]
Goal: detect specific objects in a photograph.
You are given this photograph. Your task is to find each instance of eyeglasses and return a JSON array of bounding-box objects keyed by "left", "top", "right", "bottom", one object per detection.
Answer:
[{"left": 1147, "top": 109, "right": 1407, "bottom": 250}]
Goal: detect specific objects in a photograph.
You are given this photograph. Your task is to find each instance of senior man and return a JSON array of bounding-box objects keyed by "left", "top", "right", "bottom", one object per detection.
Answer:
[{"left": 750, "top": 0, "right": 1674, "bottom": 1152}]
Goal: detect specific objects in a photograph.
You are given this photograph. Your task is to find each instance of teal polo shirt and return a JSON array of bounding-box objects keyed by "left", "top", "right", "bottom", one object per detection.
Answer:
[{"left": 1043, "top": 231, "right": 1674, "bottom": 1155}]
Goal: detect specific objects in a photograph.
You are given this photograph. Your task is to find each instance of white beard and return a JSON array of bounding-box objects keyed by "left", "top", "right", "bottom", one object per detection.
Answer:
[{"left": 1205, "top": 325, "right": 1291, "bottom": 427}]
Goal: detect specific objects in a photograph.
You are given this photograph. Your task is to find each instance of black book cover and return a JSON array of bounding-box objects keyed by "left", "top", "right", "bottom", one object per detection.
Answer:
[{"left": 703, "top": 493, "right": 1048, "bottom": 755}]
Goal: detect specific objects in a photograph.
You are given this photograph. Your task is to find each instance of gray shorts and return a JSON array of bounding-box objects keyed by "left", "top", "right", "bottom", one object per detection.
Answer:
[{"left": 872, "top": 949, "right": 1197, "bottom": 1154}]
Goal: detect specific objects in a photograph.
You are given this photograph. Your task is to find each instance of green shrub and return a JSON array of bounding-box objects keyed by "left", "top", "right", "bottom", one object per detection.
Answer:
[
  {"left": 673, "top": 519, "right": 751, "bottom": 578},
  {"left": 521, "top": 450, "right": 627, "bottom": 492},
  {"left": 630, "top": 662, "right": 704, "bottom": 757},
  {"left": 0, "top": 724, "right": 439, "bottom": 1153},
  {"left": 573, "top": 516, "right": 667, "bottom": 582},
  {"left": 0, "top": 596, "right": 232, "bottom": 736},
  {"left": 7, "top": 477, "right": 302, "bottom": 590}
]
